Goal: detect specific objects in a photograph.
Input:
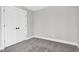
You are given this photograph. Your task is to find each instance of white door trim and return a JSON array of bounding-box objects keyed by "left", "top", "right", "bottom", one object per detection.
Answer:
[{"left": 1, "top": 6, "right": 5, "bottom": 50}]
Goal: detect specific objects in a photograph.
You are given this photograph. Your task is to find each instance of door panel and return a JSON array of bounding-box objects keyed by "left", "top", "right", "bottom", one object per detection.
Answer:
[
  {"left": 5, "top": 7, "right": 16, "bottom": 47},
  {"left": 4, "top": 7, "right": 27, "bottom": 47},
  {"left": 15, "top": 7, "right": 27, "bottom": 43}
]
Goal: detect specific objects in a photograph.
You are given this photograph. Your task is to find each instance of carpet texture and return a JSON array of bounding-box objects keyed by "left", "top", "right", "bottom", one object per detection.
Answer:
[{"left": 1, "top": 38, "right": 79, "bottom": 52}]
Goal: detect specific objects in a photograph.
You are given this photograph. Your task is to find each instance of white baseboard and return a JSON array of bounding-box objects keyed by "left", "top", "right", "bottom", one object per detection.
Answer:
[
  {"left": 27, "top": 36, "right": 34, "bottom": 40},
  {"left": 33, "top": 35, "right": 78, "bottom": 47}
]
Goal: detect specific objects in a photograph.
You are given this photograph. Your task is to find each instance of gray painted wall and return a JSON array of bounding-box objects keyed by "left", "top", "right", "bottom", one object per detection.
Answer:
[
  {"left": 0, "top": 7, "right": 1, "bottom": 48},
  {"left": 33, "top": 6, "right": 77, "bottom": 44},
  {"left": 27, "top": 10, "right": 33, "bottom": 37},
  {"left": 76, "top": 7, "right": 79, "bottom": 45}
]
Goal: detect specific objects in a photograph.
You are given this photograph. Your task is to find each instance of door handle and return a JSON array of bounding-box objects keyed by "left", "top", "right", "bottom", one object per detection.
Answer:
[{"left": 16, "top": 27, "right": 20, "bottom": 29}]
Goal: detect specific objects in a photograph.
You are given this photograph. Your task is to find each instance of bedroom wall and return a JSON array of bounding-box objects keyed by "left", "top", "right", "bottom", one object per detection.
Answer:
[
  {"left": 27, "top": 10, "right": 33, "bottom": 38},
  {"left": 76, "top": 7, "right": 79, "bottom": 45},
  {"left": 0, "top": 7, "right": 1, "bottom": 49},
  {"left": 33, "top": 6, "right": 77, "bottom": 44}
]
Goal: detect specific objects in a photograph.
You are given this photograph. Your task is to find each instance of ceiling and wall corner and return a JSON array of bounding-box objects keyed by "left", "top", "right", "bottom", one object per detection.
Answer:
[
  {"left": 17, "top": 6, "right": 48, "bottom": 11},
  {"left": 24, "top": 6, "right": 48, "bottom": 11},
  {"left": 16, "top": 6, "right": 48, "bottom": 38}
]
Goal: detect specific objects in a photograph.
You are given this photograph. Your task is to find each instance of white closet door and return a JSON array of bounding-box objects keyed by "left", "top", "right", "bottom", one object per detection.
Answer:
[
  {"left": 15, "top": 7, "right": 27, "bottom": 43},
  {"left": 4, "top": 7, "right": 27, "bottom": 47}
]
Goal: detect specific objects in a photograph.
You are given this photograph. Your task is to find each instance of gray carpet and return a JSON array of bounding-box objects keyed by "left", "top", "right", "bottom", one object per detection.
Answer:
[{"left": 1, "top": 38, "right": 79, "bottom": 52}]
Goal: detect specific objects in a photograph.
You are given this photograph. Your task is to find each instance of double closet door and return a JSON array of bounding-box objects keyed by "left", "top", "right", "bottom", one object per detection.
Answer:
[{"left": 4, "top": 7, "right": 27, "bottom": 47}]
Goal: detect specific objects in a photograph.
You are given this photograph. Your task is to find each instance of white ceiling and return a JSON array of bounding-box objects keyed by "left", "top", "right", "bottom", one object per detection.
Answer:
[{"left": 24, "top": 6, "right": 48, "bottom": 11}]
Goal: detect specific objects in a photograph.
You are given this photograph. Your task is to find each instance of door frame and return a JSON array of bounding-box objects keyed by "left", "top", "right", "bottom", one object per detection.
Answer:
[{"left": 1, "top": 6, "right": 5, "bottom": 50}]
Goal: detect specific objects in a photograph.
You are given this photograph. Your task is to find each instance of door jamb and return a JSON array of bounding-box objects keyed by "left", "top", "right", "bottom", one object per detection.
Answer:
[{"left": 1, "top": 6, "right": 5, "bottom": 50}]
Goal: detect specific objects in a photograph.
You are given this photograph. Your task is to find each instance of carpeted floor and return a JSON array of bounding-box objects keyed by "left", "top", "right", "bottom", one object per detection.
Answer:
[{"left": 1, "top": 38, "right": 79, "bottom": 52}]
